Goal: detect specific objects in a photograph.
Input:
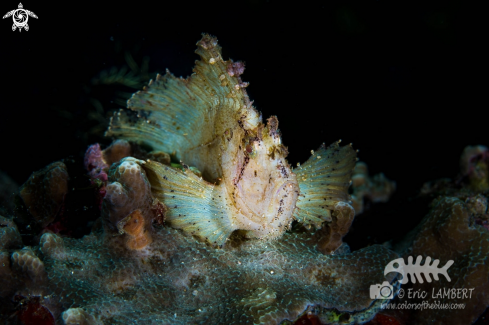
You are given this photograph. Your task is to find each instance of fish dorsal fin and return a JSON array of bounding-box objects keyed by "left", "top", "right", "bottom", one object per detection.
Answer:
[{"left": 106, "top": 34, "right": 256, "bottom": 180}]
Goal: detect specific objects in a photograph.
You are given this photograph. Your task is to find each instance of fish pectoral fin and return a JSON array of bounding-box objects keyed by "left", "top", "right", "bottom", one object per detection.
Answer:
[
  {"left": 144, "top": 160, "right": 235, "bottom": 246},
  {"left": 293, "top": 141, "right": 357, "bottom": 228}
]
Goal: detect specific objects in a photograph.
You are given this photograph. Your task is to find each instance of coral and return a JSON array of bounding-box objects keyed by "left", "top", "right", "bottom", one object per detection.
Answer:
[
  {"left": 313, "top": 201, "right": 356, "bottom": 255},
  {"left": 385, "top": 146, "right": 489, "bottom": 324},
  {"left": 40, "top": 232, "right": 68, "bottom": 260},
  {"left": 84, "top": 143, "right": 109, "bottom": 182},
  {"left": 0, "top": 250, "right": 20, "bottom": 298},
  {"left": 62, "top": 307, "right": 102, "bottom": 325},
  {"left": 15, "top": 296, "right": 55, "bottom": 325},
  {"left": 84, "top": 140, "right": 172, "bottom": 210},
  {"left": 350, "top": 162, "right": 396, "bottom": 215},
  {"left": 103, "top": 157, "right": 163, "bottom": 235},
  {"left": 101, "top": 139, "right": 133, "bottom": 167},
  {"left": 0, "top": 215, "right": 22, "bottom": 250},
  {"left": 19, "top": 161, "right": 68, "bottom": 228},
  {"left": 458, "top": 145, "right": 489, "bottom": 191},
  {"left": 120, "top": 209, "right": 153, "bottom": 250},
  {"left": 2, "top": 228, "right": 398, "bottom": 324},
  {"left": 393, "top": 196, "right": 489, "bottom": 324},
  {"left": 11, "top": 247, "right": 46, "bottom": 282}
]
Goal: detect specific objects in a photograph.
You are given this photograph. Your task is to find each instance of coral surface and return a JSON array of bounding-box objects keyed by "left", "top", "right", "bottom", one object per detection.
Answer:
[
  {"left": 19, "top": 161, "right": 68, "bottom": 228},
  {"left": 4, "top": 227, "right": 397, "bottom": 324},
  {"left": 392, "top": 196, "right": 489, "bottom": 324},
  {"left": 387, "top": 144, "right": 489, "bottom": 325},
  {"left": 350, "top": 162, "right": 396, "bottom": 215},
  {"left": 458, "top": 145, "right": 489, "bottom": 191}
]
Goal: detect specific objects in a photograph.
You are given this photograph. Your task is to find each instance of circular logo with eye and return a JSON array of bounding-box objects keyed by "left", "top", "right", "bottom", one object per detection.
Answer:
[{"left": 3, "top": 3, "right": 38, "bottom": 32}]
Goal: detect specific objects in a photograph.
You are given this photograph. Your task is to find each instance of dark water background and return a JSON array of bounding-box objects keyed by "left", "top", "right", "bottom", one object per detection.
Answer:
[{"left": 0, "top": 0, "right": 485, "bottom": 246}]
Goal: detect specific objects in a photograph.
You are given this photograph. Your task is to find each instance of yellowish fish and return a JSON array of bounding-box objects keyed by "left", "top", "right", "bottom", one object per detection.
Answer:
[{"left": 106, "top": 34, "right": 357, "bottom": 246}]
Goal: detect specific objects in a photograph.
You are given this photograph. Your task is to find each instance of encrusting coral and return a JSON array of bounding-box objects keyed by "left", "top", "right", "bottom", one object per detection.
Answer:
[
  {"left": 120, "top": 209, "right": 153, "bottom": 250},
  {"left": 383, "top": 144, "right": 489, "bottom": 325},
  {"left": 19, "top": 161, "right": 68, "bottom": 228},
  {"left": 388, "top": 196, "right": 489, "bottom": 325},
  {"left": 0, "top": 215, "right": 22, "bottom": 250},
  {"left": 458, "top": 145, "right": 489, "bottom": 192},
  {"left": 350, "top": 162, "right": 396, "bottom": 215},
  {"left": 103, "top": 156, "right": 165, "bottom": 237},
  {"left": 10, "top": 227, "right": 397, "bottom": 324}
]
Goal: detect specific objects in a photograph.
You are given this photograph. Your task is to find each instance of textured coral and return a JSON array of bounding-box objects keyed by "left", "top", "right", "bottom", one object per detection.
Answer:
[
  {"left": 2, "top": 228, "right": 397, "bottom": 324},
  {"left": 0, "top": 215, "right": 23, "bottom": 299},
  {"left": 0, "top": 215, "right": 22, "bottom": 250},
  {"left": 120, "top": 209, "right": 153, "bottom": 250},
  {"left": 382, "top": 146, "right": 489, "bottom": 324},
  {"left": 19, "top": 161, "right": 69, "bottom": 228},
  {"left": 350, "top": 162, "right": 396, "bottom": 215},
  {"left": 394, "top": 196, "right": 489, "bottom": 324},
  {"left": 84, "top": 140, "right": 173, "bottom": 210},
  {"left": 62, "top": 307, "right": 102, "bottom": 325},
  {"left": 458, "top": 145, "right": 489, "bottom": 191},
  {"left": 312, "top": 201, "right": 355, "bottom": 255},
  {"left": 103, "top": 157, "right": 164, "bottom": 234},
  {"left": 84, "top": 143, "right": 109, "bottom": 182}
]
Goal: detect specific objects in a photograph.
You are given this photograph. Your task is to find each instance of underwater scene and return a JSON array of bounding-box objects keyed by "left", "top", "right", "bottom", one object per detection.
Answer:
[{"left": 0, "top": 1, "right": 486, "bottom": 324}]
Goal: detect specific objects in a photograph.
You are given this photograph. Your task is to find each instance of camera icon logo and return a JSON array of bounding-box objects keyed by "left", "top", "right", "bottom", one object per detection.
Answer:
[{"left": 370, "top": 281, "right": 394, "bottom": 299}]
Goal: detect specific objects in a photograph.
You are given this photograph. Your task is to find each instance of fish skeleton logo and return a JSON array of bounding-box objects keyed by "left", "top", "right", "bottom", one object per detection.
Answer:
[
  {"left": 3, "top": 3, "right": 37, "bottom": 32},
  {"left": 384, "top": 255, "right": 454, "bottom": 284}
]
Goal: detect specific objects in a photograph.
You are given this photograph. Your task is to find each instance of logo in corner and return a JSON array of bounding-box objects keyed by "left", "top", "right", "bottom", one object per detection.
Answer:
[
  {"left": 384, "top": 255, "right": 454, "bottom": 284},
  {"left": 3, "top": 3, "right": 37, "bottom": 32},
  {"left": 369, "top": 256, "right": 454, "bottom": 300}
]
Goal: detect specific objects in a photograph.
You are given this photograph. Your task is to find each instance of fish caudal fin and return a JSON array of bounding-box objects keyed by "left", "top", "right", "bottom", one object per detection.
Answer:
[
  {"left": 294, "top": 141, "right": 357, "bottom": 228},
  {"left": 143, "top": 160, "right": 236, "bottom": 246}
]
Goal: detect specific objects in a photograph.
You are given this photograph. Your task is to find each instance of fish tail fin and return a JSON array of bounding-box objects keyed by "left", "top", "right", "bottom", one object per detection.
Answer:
[
  {"left": 143, "top": 160, "right": 235, "bottom": 246},
  {"left": 294, "top": 140, "right": 357, "bottom": 228}
]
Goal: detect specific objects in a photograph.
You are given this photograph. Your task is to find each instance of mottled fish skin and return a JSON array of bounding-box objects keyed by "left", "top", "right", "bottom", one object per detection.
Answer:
[{"left": 107, "top": 34, "right": 356, "bottom": 246}]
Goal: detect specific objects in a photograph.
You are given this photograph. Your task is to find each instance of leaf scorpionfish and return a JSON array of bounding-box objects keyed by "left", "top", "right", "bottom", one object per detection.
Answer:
[{"left": 106, "top": 34, "right": 357, "bottom": 247}]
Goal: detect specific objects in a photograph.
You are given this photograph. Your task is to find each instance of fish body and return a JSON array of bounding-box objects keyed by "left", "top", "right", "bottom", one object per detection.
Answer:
[{"left": 106, "top": 34, "right": 356, "bottom": 246}]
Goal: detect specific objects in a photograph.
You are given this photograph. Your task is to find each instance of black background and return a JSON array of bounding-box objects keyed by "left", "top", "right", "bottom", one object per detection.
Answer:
[{"left": 0, "top": 0, "right": 485, "bottom": 242}]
